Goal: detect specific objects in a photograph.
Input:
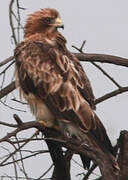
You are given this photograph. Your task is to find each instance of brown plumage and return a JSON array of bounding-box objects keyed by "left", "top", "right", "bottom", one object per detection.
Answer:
[{"left": 15, "top": 8, "right": 115, "bottom": 169}]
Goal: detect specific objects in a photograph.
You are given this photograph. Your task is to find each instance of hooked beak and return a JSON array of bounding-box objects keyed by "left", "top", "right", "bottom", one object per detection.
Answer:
[
  {"left": 51, "top": 18, "right": 64, "bottom": 29},
  {"left": 56, "top": 18, "right": 62, "bottom": 25}
]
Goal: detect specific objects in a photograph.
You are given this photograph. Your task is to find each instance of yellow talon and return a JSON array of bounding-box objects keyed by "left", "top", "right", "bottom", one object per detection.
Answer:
[
  {"left": 39, "top": 120, "right": 59, "bottom": 131},
  {"left": 39, "top": 120, "right": 49, "bottom": 127}
]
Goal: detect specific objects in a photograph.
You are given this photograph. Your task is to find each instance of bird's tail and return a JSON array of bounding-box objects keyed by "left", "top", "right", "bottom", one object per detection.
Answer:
[{"left": 79, "top": 113, "right": 118, "bottom": 170}]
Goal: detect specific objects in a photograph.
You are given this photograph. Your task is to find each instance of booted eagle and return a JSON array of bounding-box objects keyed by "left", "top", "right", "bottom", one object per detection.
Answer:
[{"left": 15, "top": 8, "right": 115, "bottom": 168}]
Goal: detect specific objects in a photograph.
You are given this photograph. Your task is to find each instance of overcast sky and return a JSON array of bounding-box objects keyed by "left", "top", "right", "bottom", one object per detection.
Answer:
[{"left": 0, "top": 0, "right": 128, "bottom": 179}]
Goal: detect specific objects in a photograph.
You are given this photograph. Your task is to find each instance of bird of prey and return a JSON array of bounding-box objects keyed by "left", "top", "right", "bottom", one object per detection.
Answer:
[{"left": 14, "top": 8, "right": 115, "bottom": 169}]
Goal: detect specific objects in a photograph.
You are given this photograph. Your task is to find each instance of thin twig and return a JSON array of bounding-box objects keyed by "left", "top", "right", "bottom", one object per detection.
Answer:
[
  {"left": 72, "top": 42, "right": 122, "bottom": 89},
  {"left": 13, "top": 114, "right": 23, "bottom": 125},
  {"left": 82, "top": 163, "right": 98, "bottom": 180},
  {"left": 9, "top": 0, "right": 17, "bottom": 45},
  {"left": 91, "top": 62, "right": 121, "bottom": 88},
  {"left": 11, "top": 11, "right": 24, "bottom": 30},
  {"left": 0, "top": 56, "right": 14, "bottom": 67},
  {"left": 0, "top": 99, "right": 26, "bottom": 112},
  {"left": 0, "top": 72, "right": 6, "bottom": 89},
  {"left": 0, "top": 81, "right": 16, "bottom": 99},
  {"left": 36, "top": 164, "right": 53, "bottom": 180},
  {"left": 0, "top": 131, "right": 38, "bottom": 166},
  {"left": 10, "top": 138, "right": 46, "bottom": 144},
  {"left": 0, "top": 146, "right": 18, "bottom": 179},
  {"left": 0, "top": 116, "right": 120, "bottom": 179},
  {"left": 74, "top": 53, "right": 128, "bottom": 67},
  {"left": 15, "top": 135, "right": 29, "bottom": 179},
  {"left": 16, "top": 0, "right": 21, "bottom": 43},
  {"left": 0, "top": 176, "right": 52, "bottom": 180},
  {"left": 95, "top": 86, "right": 128, "bottom": 105},
  {"left": 12, "top": 155, "right": 18, "bottom": 180},
  {"left": 1, "top": 150, "right": 49, "bottom": 167},
  {"left": 11, "top": 98, "right": 27, "bottom": 105},
  {"left": 0, "top": 61, "right": 15, "bottom": 76},
  {"left": 0, "top": 121, "right": 17, "bottom": 128}
]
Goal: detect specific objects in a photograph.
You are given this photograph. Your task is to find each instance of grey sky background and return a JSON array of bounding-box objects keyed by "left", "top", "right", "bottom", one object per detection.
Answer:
[{"left": 0, "top": 0, "right": 128, "bottom": 179}]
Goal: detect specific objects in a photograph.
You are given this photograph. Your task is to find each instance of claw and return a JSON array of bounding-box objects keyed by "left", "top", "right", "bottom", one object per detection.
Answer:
[{"left": 39, "top": 120, "right": 49, "bottom": 127}]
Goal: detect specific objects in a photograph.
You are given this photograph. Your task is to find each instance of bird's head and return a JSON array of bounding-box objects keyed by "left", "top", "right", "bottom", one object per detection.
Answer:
[{"left": 24, "top": 8, "right": 64, "bottom": 38}]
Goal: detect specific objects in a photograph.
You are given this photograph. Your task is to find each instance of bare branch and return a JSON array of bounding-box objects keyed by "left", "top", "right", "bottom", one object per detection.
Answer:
[
  {"left": 95, "top": 86, "right": 128, "bottom": 105},
  {"left": 0, "top": 50, "right": 127, "bottom": 101},
  {"left": 9, "top": 0, "right": 17, "bottom": 45},
  {"left": 91, "top": 62, "right": 121, "bottom": 88},
  {"left": 0, "top": 115, "right": 119, "bottom": 180},
  {"left": 37, "top": 164, "right": 53, "bottom": 179},
  {"left": 11, "top": 11, "right": 24, "bottom": 30},
  {"left": 0, "top": 56, "right": 14, "bottom": 67},
  {"left": 82, "top": 163, "right": 97, "bottom": 180},
  {"left": 0, "top": 81, "right": 16, "bottom": 99},
  {"left": 73, "top": 42, "right": 123, "bottom": 88},
  {"left": 0, "top": 132, "right": 38, "bottom": 166},
  {"left": 0, "top": 121, "right": 17, "bottom": 128},
  {"left": 0, "top": 61, "right": 15, "bottom": 76},
  {"left": 13, "top": 114, "right": 23, "bottom": 125},
  {"left": 1, "top": 150, "right": 49, "bottom": 167},
  {"left": 117, "top": 130, "right": 128, "bottom": 179},
  {"left": 15, "top": 135, "right": 28, "bottom": 179},
  {"left": 0, "top": 99, "right": 26, "bottom": 112},
  {"left": 11, "top": 98, "right": 27, "bottom": 105},
  {"left": 74, "top": 53, "right": 128, "bottom": 67}
]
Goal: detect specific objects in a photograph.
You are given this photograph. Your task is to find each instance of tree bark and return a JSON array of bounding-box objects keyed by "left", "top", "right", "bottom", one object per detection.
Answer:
[{"left": 118, "top": 130, "right": 128, "bottom": 180}]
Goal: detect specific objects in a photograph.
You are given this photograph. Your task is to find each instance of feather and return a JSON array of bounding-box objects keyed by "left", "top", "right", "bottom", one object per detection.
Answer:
[{"left": 15, "top": 8, "right": 115, "bottom": 170}]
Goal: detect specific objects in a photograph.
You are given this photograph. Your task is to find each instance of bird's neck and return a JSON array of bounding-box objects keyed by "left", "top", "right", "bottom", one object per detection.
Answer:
[{"left": 24, "top": 31, "right": 67, "bottom": 49}]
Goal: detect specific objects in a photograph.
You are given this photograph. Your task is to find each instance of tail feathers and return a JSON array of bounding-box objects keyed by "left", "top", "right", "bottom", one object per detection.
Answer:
[
  {"left": 79, "top": 114, "right": 118, "bottom": 170},
  {"left": 92, "top": 114, "right": 115, "bottom": 156}
]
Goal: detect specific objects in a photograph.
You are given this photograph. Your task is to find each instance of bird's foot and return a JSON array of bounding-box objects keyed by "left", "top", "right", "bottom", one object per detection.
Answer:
[{"left": 39, "top": 120, "right": 50, "bottom": 127}]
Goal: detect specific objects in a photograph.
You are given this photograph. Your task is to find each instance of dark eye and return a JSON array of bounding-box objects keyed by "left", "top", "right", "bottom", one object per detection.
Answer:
[{"left": 44, "top": 17, "right": 54, "bottom": 24}]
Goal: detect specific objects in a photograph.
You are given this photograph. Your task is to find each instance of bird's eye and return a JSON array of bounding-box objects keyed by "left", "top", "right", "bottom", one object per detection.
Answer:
[{"left": 44, "top": 17, "right": 54, "bottom": 24}]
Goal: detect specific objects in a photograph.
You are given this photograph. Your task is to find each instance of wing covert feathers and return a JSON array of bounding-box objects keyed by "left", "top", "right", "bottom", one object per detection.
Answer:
[
  {"left": 15, "top": 41, "right": 97, "bottom": 132},
  {"left": 15, "top": 40, "right": 113, "bottom": 157}
]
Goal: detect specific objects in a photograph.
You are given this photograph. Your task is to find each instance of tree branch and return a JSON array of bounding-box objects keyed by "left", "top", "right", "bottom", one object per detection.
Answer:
[
  {"left": 73, "top": 41, "right": 122, "bottom": 90},
  {"left": 74, "top": 53, "right": 128, "bottom": 67},
  {"left": 0, "top": 114, "right": 120, "bottom": 180},
  {"left": 117, "top": 130, "right": 128, "bottom": 179},
  {"left": 0, "top": 81, "right": 16, "bottom": 99},
  {"left": 91, "top": 62, "right": 121, "bottom": 88},
  {"left": 9, "top": 0, "right": 17, "bottom": 45},
  {"left": 0, "top": 56, "right": 14, "bottom": 67},
  {"left": 95, "top": 86, "right": 128, "bottom": 105}
]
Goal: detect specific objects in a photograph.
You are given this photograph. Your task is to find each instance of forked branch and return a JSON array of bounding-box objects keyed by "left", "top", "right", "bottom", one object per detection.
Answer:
[{"left": 0, "top": 114, "right": 120, "bottom": 180}]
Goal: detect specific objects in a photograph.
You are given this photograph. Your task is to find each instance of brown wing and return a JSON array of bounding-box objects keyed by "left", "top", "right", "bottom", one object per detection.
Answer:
[
  {"left": 70, "top": 53, "right": 96, "bottom": 110},
  {"left": 15, "top": 41, "right": 96, "bottom": 130},
  {"left": 15, "top": 41, "right": 114, "bottom": 158}
]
